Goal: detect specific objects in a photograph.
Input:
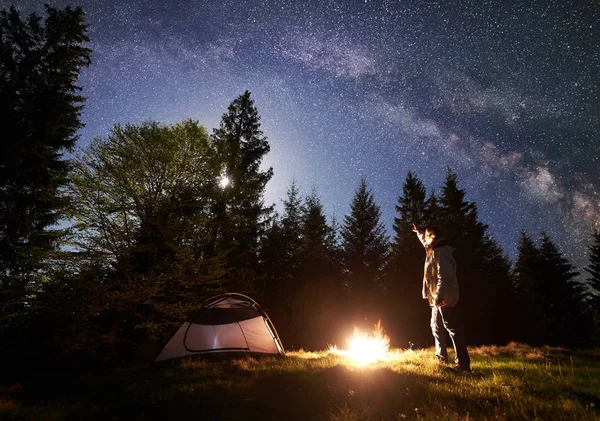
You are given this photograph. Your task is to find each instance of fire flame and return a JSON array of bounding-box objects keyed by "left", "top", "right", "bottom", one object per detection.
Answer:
[{"left": 329, "top": 320, "right": 390, "bottom": 364}]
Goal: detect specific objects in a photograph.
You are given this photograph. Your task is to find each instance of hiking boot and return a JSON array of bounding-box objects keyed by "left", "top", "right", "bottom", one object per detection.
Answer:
[
  {"left": 435, "top": 354, "right": 449, "bottom": 364},
  {"left": 453, "top": 364, "right": 471, "bottom": 373}
]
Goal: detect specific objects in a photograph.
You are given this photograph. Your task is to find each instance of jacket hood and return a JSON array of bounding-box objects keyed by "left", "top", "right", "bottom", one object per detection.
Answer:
[{"left": 430, "top": 237, "right": 453, "bottom": 250}]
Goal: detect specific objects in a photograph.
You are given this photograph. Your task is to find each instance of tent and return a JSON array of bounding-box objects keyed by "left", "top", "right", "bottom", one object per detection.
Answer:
[{"left": 155, "top": 293, "right": 285, "bottom": 362}]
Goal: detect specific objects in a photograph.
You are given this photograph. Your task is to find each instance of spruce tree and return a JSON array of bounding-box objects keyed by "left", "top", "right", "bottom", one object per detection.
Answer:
[
  {"left": 299, "top": 189, "right": 336, "bottom": 280},
  {"left": 585, "top": 230, "right": 600, "bottom": 307},
  {"left": 209, "top": 91, "right": 273, "bottom": 292},
  {"left": 340, "top": 178, "right": 389, "bottom": 325},
  {"left": 538, "top": 233, "right": 586, "bottom": 346},
  {"left": 513, "top": 232, "right": 545, "bottom": 344},
  {"left": 290, "top": 188, "right": 340, "bottom": 349},
  {"left": 387, "top": 171, "right": 430, "bottom": 346},
  {"left": 0, "top": 5, "right": 91, "bottom": 325},
  {"left": 438, "top": 170, "right": 515, "bottom": 345},
  {"left": 259, "top": 181, "right": 303, "bottom": 346},
  {"left": 424, "top": 189, "right": 440, "bottom": 225},
  {"left": 585, "top": 230, "right": 600, "bottom": 344},
  {"left": 281, "top": 180, "right": 303, "bottom": 282}
]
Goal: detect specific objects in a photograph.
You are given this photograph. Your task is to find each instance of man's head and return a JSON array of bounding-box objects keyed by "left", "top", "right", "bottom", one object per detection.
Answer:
[{"left": 424, "top": 223, "right": 445, "bottom": 246}]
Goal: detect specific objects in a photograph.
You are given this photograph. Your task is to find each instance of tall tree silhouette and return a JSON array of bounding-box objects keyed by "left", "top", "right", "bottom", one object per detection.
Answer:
[
  {"left": 259, "top": 181, "right": 303, "bottom": 346},
  {"left": 438, "top": 170, "right": 515, "bottom": 345},
  {"left": 209, "top": 91, "right": 273, "bottom": 292},
  {"left": 290, "top": 188, "right": 341, "bottom": 349},
  {"left": 585, "top": 230, "right": 600, "bottom": 345},
  {"left": 387, "top": 172, "right": 430, "bottom": 347},
  {"left": 513, "top": 232, "right": 546, "bottom": 344},
  {"left": 0, "top": 5, "right": 91, "bottom": 325},
  {"left": 340, "top": 178, "right": 389, "bottom": 326},
  {"left": 538, "top": 233, "right": 586, "bottom": 346}
]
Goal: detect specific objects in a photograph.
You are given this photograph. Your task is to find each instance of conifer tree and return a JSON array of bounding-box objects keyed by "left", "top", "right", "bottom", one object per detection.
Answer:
[
  {"left": 585, "top": 230, "right": 600, "bottom": 307},
  {"left": 538, "top": 233, "right": 586, "bottom": 346},
  {"left": 209, "top": 91, "right": 273, "bottom": 292},
  {"left": 259, "top": 181, "right": 303, "bottom": 345},
  {"left": 300, "top": 188, "right": 336, "bottom": 280},
  {"left": 290, "top": 188, "right": 340, "bottom": 349},
  {"left": 387, "top": 172, "right": 430, "bottom": 346},
  {"left": 424, "top": 190, "right": 440, "bottom": 225},
  {"left": 585, "top": 230, "right": 600, "bottom": 344},
  {"left": 0, "top": 5, "right": 91, "bottom": 325},
  {"left": 513, "top": 232, "right": 545, "bottom": 344},
  {"left": 340, "top": 178, "right": 389, "bottom": 325},
  {"left": 438, "top": 170, "right": 515, "bottom": 345},
  {"left": 281, "top": 180, "right": 303, "bottom": 280}
]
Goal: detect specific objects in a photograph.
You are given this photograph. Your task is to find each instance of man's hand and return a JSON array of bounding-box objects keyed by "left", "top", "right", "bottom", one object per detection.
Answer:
[
  {"left": 434, "top": 296, "right": 446, "bottom": 307},
  {"left": 412, "top": 223, "right": 419, "bottom": 233}
]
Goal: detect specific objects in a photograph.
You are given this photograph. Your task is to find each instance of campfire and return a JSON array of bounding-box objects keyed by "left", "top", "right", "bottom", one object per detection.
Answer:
[{"left": 329, "top": 320, "right": 391, "bottom": 364}]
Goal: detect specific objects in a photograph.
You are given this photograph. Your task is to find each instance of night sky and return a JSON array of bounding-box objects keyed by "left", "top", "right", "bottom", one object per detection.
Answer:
[{"left": 8, "top": 0, "right": 600, "bottom": 271}]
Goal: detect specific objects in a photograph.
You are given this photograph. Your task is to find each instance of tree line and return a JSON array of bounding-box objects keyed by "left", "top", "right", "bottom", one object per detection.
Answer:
[{"left": 1, "top": 5, "right": 599, "bottom": 375}]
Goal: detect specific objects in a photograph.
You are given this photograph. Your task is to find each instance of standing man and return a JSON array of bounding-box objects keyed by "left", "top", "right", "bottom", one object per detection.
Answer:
[{"left": 412, "top": 223, "right": 471, "bottom": 372}]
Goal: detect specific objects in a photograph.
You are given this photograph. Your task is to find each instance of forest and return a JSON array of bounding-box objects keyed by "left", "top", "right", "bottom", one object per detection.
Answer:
[{"left": 1, "top": 5, "right": 600, "bottom": 381}]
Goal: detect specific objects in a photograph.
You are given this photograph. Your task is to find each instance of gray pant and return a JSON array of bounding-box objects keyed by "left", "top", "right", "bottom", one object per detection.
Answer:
[{"left": 431, "top": 305, "right": 470, "bottom": 368}]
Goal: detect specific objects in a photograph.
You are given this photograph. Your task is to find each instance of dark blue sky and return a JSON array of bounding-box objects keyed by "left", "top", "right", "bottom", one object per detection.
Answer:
[{"left": 8, "top": 0, "right": 600, "bottom": 270}]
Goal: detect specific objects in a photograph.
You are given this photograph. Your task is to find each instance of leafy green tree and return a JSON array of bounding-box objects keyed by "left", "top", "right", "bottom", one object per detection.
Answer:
[
  {"left": 63, "top": 120, "right": 226, "bottom": 361},
  {"left": 340, "top": 178, "right": 389, "bottom": 326},
  {"left": 0, "top": 5, "right": 91, "bottom": 326},
  {"left": 209, "top": 91, "right": 273, "bottom": 292}
]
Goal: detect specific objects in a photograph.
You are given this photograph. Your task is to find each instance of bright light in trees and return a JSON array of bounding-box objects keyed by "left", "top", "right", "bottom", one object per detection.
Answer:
[{"left": 219, "top": 175, "right": 230, "bottom": 189}]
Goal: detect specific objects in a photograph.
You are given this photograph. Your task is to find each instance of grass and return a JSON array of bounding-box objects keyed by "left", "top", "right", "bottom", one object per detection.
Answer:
[{"left": 1, "top": 343, "right": 599, "bottom": 420}]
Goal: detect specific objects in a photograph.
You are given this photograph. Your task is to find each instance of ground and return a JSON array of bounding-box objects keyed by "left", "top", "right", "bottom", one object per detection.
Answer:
[{"left": 1, "top": 343, "right": 599, "bottom": 420}]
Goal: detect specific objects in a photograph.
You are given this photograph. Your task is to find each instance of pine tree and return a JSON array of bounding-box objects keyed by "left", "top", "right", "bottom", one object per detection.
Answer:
[
  {"left": 426, "top": 190, "right": 441, "bottom": 223},
  {"left": 585, "top": 230, "right": 600, "bottom": 307},
  {"left": 513, "top": 231, "right": 545, "bottom": 344},
  {"left": 340, "top": 178, "right": 389, "bottom": 326},
  {"left": 585, "top": 230, "right": 600, "bottom": 345},
  {"left": 281, "top": 180, "right": 303, "bottom": 282},
  {"left": 439, "top": 170, "right": 486, "bottom": 246},
  {"left": 538, "top": 233, "right": 586, "bottom": 346},
  {"left": 290, "top": 188, "right": 340, "bottom": 349},
  {"left": 438, "top": 170, "right": 515, "bottom": 345},
  {"left": 259, "top": 181, "right": 303, "bottom": 346},
  {"left": 387, "top": 172, "right": 430, "bottom": 347},
  {"left": 0, "top": 5, "right": 91, "bottom": 325},
  {"left": 299, "top": 188, "right": 336, "bottom": 281},
  {"left": 209, "top": 91, "right": 273, "bottom": 292}
]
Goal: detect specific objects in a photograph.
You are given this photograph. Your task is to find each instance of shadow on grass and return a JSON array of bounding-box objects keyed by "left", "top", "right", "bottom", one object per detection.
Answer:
[{"left": 5, "top": 351, "right": 600, "bottom": 420}]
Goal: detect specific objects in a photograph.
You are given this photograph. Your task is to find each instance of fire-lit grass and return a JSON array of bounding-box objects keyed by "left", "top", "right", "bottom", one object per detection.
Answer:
[{"left": 1, "top": 343, "right": 599, "bottom": 420}]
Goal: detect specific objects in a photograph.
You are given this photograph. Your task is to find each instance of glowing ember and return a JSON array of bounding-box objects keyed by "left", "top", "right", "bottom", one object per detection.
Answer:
[{"left": 329, "top": 320, "right": 390, "bottom": 364}]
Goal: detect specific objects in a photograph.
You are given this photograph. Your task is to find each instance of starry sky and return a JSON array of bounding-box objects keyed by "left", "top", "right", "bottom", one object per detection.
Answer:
[{"left": 8, "top": 0, "right": 600, "bottom": 271}]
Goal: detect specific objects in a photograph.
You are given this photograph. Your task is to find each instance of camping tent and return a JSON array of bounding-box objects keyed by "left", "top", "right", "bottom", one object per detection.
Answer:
[{"left": 155, "top": 293, "right": 285, "bottom": 362}]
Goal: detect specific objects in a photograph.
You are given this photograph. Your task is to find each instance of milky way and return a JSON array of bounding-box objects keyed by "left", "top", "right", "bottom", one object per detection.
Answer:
[{"left": 7, "top": 0, "right": 600, "bottom": 272}]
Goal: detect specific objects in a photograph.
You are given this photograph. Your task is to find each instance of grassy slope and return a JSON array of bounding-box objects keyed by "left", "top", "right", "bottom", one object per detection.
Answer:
[{"left": 1, "top": 343, "right": 599, "bottom": 420}]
